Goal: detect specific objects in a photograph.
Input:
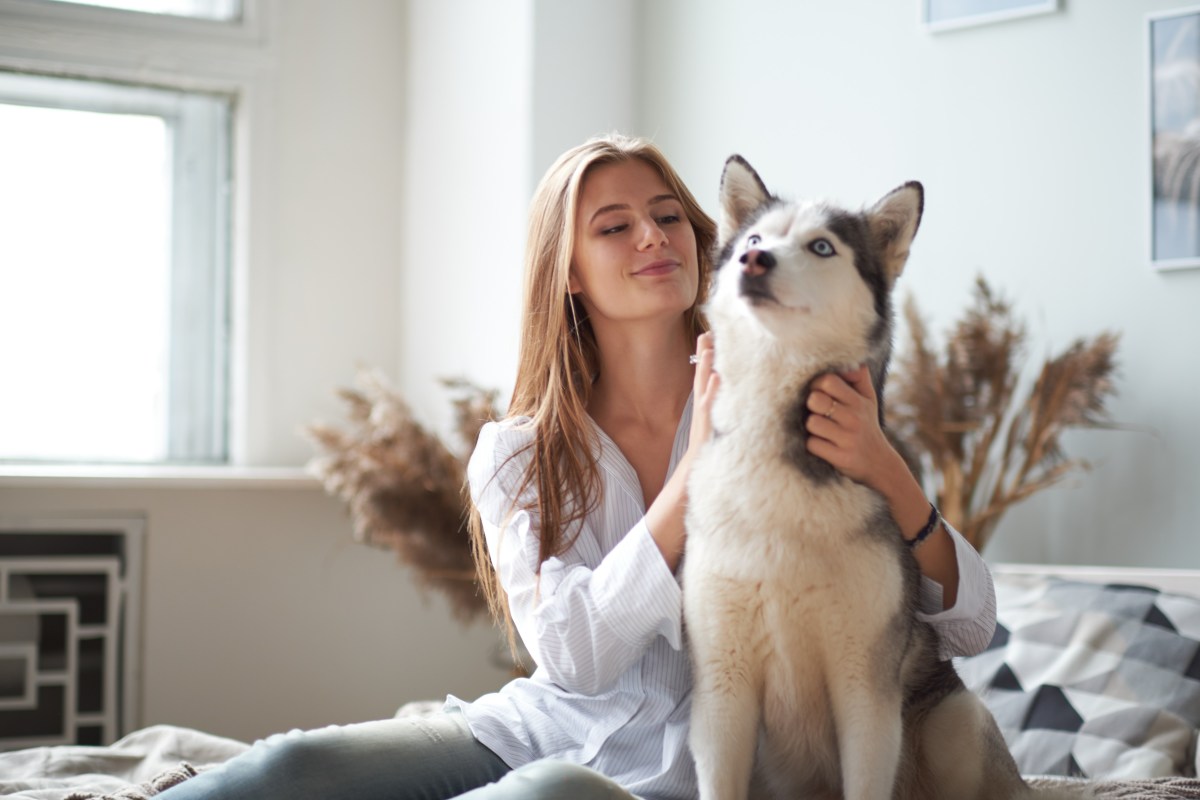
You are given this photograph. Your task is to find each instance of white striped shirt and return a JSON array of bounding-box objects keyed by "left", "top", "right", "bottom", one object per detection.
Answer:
[{"left": 445, "top": 397, "right": 997, "bottom": 800}]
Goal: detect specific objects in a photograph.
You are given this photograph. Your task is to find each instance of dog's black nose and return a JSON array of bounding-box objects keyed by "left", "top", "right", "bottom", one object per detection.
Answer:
[{"left": 739, "top": 249, "right": 776, "bottom": 276}]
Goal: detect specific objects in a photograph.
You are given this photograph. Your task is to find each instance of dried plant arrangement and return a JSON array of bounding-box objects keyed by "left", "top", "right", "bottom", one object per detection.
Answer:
[
  {"left": 887, "top": 277, "right": 1121, "bottom": 552},
  {"left": 304, "top": 370, "right": 501, "bottom": 622}
]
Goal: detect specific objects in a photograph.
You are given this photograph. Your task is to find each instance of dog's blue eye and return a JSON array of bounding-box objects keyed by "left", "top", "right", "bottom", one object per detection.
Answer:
[
  {"left": 809, "top": 238, "right": 835, "bottom": 257},
  {"left": 747, "top": 234, "right": 761, "bottom": 248}
]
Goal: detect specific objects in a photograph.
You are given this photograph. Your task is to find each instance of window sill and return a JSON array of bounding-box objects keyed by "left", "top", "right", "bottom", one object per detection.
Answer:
[{"left": 0, "top": 463, "right": 319, "bottom": 490}]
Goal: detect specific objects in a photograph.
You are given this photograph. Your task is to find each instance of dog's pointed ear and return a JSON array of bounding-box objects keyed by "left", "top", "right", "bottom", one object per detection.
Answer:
[
  {"left": 718, "top": 155, "right": 771, "bottom": 250},
  {"left": 867, "top": 181, "right": 923, "bottom": 284}
]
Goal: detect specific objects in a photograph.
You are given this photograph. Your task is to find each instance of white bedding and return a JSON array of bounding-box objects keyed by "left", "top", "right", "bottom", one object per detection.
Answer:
[
  {"left": 3, "top": 723, "right": 1200, "bottom": 800},
  {"left": 0, "top": 725, "right": 248, "bottom": 800}
]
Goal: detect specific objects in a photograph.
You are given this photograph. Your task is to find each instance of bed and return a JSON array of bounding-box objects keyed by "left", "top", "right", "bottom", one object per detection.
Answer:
[{"left": 3, "top": 563, "right": 1200, "bottom": 799}]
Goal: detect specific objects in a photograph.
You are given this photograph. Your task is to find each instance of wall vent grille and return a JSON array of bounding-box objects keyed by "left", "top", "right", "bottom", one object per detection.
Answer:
[{"left": 0, "top": 517, "right": 143, "bottom": 750}]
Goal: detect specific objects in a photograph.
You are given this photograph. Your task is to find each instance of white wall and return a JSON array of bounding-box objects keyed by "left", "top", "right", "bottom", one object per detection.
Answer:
[
  {"left": 635, "top": 0, "right": 1200, "bottom": 568},
  {"left": 530, "top": 0, "right": 640, "bottom": 189},
  {"left": 394, "top": 0, "right": 531, "bottom": 437},
  {"left": 396, "top": 0, "right": 642, "bottom": 437},
  {"left": 243, "top": 0, "right": 408, "bottom": 465}
]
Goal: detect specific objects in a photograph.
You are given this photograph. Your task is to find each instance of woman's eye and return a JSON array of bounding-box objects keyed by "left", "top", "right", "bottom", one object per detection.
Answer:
[
  {"left": 601, "top": 224, "right": 628, "bottom": 235},
  {"left": 657, "top": 214, "right": 681, "bottom": 225},
  {"left": 809, "top": 238, "right": 836, "bottom": 257},
  {"left": 747, "top": 234, "right": 762, "bottom": 247}
]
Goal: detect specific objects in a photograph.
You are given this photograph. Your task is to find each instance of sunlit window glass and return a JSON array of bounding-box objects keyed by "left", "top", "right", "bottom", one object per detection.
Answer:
[{"left": 0, "top": 105, "right": 170, "bottom": 462}]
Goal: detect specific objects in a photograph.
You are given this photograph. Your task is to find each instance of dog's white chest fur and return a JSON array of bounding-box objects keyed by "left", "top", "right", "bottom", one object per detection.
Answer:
[{"left": 685, "top": 405, "right": 905, "bottom": 794}]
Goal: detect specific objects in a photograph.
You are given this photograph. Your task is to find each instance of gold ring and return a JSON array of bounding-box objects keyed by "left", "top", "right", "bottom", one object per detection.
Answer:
[{"left": 825, "top": 400, "right": 837, "bottom": 420}]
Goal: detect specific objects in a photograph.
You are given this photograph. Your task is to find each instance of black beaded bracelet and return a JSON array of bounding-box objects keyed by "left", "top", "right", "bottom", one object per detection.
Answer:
[{"left": 906, "top": 503, "right": 940, "bottom": 549}]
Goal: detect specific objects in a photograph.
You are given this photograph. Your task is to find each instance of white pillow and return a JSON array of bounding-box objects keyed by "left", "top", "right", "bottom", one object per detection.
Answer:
[{"left": 956, "top": 574, "right": 1200, "bottom": 778}]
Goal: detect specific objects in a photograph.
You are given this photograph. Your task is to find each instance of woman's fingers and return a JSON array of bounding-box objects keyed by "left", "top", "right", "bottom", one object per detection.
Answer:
[
  {"left": 692, "top": 332, "right": 715, "bottom": 391},
  {"left": 689, "top": 332, "right": 720, "bottom": 446}
]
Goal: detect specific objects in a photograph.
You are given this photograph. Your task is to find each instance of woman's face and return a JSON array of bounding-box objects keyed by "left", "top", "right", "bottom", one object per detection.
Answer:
[{"left": 570, "top": 159, "right": 699, "bottom": 330}]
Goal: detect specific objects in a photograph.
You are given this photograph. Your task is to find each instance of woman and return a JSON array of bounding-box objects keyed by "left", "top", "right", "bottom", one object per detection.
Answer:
[{"left": 157, "top": 133, "right": 995, "bottom": 800}]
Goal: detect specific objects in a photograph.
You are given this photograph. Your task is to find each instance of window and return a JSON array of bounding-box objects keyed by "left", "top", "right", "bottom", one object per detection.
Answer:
[
  {"left": 0, "top": 71, "right": 232, "bottom": 463},
  {"left": 40, "top": 0, "right": 241, "bottom": 21}
]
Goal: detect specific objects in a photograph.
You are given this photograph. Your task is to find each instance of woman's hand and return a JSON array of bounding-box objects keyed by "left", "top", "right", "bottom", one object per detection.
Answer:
[
  {"left": 803, "top": 364, "right": 893, "bottom": 490},
  {"left": 689, "top": 332, "right": 720, "bottom": 451},
  {"left": 805, "top": 364, "right": 960, "bottom": 605},
  {"left": 643, "top": 332, "right": 720, "bottom": 572}
]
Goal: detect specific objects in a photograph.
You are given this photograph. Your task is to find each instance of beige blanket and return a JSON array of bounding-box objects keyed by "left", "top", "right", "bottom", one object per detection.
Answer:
[{"left": 1028, "top": 777, "right": 1200, "bottom": 798}]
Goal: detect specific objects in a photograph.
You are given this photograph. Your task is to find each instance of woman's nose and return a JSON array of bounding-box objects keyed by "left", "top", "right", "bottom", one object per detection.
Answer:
[{"left": 638, "top": 219, "right": 668, "bottom": 249}]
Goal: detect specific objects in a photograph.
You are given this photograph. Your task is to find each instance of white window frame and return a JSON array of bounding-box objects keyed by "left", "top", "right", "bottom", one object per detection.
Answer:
[
  {"left": 0, "top": 0, "right": 268, "bottom": 47},
  {"left": 45, "top": 0, "right": 242, "bottom": 21},
  {"left": 0, "top": 72, "right": 231, "bottom": 462},
  {"left": 0, "top": 0, "right": 278, "bottom": 465}
]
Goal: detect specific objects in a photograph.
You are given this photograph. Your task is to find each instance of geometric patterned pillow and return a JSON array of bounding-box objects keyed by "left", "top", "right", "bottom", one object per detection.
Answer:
[{"left": 955, "top": 574, "right": 1200, "bottom": 779}]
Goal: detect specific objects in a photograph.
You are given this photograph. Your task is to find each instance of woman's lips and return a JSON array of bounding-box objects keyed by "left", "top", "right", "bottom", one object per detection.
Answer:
[{"left": 635, "top": 259, "right": 679, "bottom": 276}]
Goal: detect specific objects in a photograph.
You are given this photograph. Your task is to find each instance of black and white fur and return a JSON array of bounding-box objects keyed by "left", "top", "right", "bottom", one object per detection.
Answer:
[{"left": 683, "top": 156, "right": 1065, "bottom": 800}]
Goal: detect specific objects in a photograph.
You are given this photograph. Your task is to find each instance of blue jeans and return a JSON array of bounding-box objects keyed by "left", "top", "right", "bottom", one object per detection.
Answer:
[{"left": 155, "top": 711, "right": 636, "bottom": 800}]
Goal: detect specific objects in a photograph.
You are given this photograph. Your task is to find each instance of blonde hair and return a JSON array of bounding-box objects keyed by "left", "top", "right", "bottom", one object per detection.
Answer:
[{"left": 469, "top": 133, "right": 717, "bottom": 652}]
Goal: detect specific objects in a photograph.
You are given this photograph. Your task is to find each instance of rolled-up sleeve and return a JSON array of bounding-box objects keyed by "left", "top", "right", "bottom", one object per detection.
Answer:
[
  {"left": 915, "top": 521, "right": 997, "bottom": 659},
  {"left": 468, "top": 421, "right": 683, "bottom": 696}
]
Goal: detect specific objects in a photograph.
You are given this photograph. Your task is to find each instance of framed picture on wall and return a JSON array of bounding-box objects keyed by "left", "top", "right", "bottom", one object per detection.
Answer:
[
  {"left": 922, "top": 0, "right": 1058, "bottom": 33},
  {"left": 1149, "top": 7, "right": 1200, "bottom": 271}
]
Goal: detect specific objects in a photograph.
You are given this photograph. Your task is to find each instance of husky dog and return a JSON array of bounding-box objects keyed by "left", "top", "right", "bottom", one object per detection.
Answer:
[{"left": 683, "top": 157, "right": 1052, "bottom": 800}]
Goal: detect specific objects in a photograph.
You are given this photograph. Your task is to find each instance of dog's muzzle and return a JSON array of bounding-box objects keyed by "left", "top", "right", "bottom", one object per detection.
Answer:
[
  {"left": 738, "top": 248, "right": 777, "bottom": 304},
  {"left": 739, "top": 248, "right": 775, "bottom": 275}
]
